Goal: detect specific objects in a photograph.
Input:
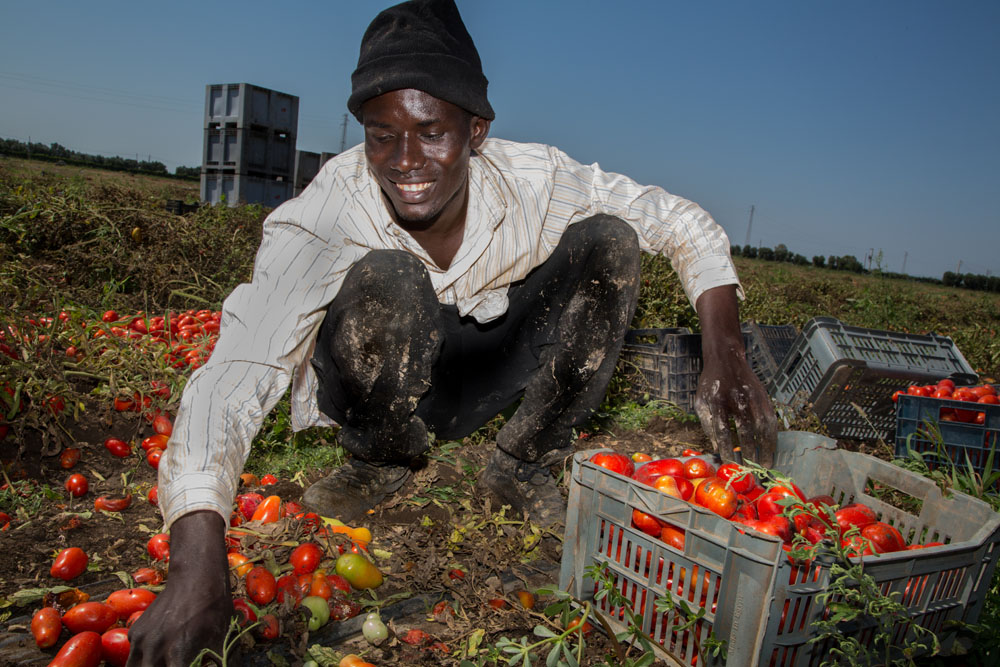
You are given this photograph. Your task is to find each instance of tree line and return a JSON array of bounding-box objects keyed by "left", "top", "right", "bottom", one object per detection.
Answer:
[
  {"left": 732, "top": 244, "right": 999, "bottom": 294},
  {"left": 0, "top": 137, "right": 199, "bottom": 181}
]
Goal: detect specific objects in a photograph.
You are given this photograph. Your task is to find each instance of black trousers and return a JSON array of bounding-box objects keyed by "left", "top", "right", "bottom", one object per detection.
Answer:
[{"left": 310, "top": 215, "right": 641, "bottom": 464}]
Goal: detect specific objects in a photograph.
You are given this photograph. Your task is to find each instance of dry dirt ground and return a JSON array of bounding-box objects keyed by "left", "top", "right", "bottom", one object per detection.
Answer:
[{"left": 0, "top": 404, "right": 711, "bottom": 666}]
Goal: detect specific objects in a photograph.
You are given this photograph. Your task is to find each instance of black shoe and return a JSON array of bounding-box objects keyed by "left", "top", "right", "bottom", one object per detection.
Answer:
[
  {"left": 302, "top": 458, "right": 412, "bottom": 522},
  {"left": 480, "top": 448, "right": 569, "bottom": 527}
]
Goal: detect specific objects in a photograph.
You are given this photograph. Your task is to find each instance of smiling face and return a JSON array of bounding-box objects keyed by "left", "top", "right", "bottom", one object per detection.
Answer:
[{"left": 361, "top": 89, "right": 489, "bottom": 233}]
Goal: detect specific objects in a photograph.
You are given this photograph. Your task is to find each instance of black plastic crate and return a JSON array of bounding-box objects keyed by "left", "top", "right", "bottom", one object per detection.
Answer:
[
  {"left": 618, "top": 328, "right": 702, "bottom": 412},
  {"left": 895, "top": 386, "right": 1000, "bottom": 479}
]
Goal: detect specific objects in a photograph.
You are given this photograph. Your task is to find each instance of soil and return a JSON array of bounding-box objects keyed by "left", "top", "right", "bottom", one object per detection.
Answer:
[{"left": 0, "top": 399, "right": 712, "bottom": 666}]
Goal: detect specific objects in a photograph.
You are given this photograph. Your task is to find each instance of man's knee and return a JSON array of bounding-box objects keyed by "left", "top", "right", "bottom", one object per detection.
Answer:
[
  {"left": 341, "top": 249, "right": 431, "bottom": 304},
  {"left": 562, "top": 215, "right": 640, "bottom": 274}
]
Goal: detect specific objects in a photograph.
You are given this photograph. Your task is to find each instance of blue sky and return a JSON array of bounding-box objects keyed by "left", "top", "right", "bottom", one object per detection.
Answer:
[{"left": 1, "top": 0, "right": 997, "bottom": 280}]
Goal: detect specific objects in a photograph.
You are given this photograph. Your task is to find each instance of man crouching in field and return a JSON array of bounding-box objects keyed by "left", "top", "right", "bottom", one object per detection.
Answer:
[{"left": 126, "top": 0, "right": 776, "bottom": 663}]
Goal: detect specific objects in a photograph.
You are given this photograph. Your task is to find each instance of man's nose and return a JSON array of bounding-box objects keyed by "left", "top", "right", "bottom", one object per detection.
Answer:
[{"left": 392, "top": 133, "right": 424, "bottom": 174}]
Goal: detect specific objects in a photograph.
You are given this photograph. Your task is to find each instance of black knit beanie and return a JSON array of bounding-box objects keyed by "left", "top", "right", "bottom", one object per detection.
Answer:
[{"left": 348, "top": 0, "right": 495, "bottom": 121}]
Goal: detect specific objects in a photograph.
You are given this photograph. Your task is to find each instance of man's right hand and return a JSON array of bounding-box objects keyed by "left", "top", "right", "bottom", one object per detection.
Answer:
[{"left": 126, "top": 510, "right": 233, "bottom": 666}]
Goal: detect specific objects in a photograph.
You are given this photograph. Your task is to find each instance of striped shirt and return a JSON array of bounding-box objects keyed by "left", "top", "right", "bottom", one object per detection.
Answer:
[{"left": 157, "top": 138, "right": 741, "bottom": 528}]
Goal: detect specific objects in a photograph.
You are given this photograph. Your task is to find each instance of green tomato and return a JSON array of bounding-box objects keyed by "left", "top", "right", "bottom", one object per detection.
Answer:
[
  {"left": 335, "top": 552, "right": 383, "bottom": 590},
  {"left": 362, "top": 611, "right": 388, "bottom": 645},
  {"left": 301, "top": 595, "right": 330, "bottom": 631}
]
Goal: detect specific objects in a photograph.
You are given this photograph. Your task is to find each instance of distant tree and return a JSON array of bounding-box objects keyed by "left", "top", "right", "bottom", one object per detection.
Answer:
[
  {"left": 774, "top": 243, "right": 790, "bottom": 263},
  {"left": 988, "top": 276, "right": 1000, "bottom": 293},
  {"left": 839, "top": 255, "right": 864, "bottom": 273},
  {"left": 812, "top": 255, "right": 826, "bottom": 268},
  {"left": 758, "top": 247, "right": 775, "bottom": 261},
  {"left": 743, "top": 246, "right": 757, "bottom": 259},
  {"left": 964, "top": 273, "right": 986, "bottom": 291},
  {"left": 792, "top": 253, "right": 809, "bottom": 265},
  {"left": 174, "top": 165, "right": 201, "bottom": 179},
  {"left": 730, "top": 244, "right": 742, "bottom": 257},
  {"left": 942, "top": 271, "right": 959, "bottom": 287}
]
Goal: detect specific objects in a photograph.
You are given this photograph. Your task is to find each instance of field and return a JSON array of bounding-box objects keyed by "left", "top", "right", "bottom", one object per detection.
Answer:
[{"left": 1, "top": 157, "right": 999, "bottom": 666}]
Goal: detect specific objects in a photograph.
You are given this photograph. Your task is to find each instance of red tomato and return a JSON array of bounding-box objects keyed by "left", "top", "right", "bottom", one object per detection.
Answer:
[
  {"left": 141, "top": 434, "right": 169, "bottom": 452},
  {"left": 682, "top": 458, "right": 716, "bottom": 480},
  {"left": 971, "top": 384, "right": 997, "bottom": 398},
  {"left": 842, "top": 534, "right": 874, "bottom": 558},
  {"left": 147, "top": 485, "right": 158, "bottom": 506},
  {"left": 112, "top": 396, "right": 135, "bottom": 412},
  {"left": 104, "top": 437, "right": 131, "bottom": 458},
  {"left": 588, "top": 451, "right": 635, "bottom": 477},
  {"left": 327, "top": 573, "right": 352, "bottom": 595},
  {"left": 631, "top": 509, "right": 664, "bottom": 537},
  {"left": 102, "top": 310, "right": 119, "bottom": 323},
  {"left": 681, "top": 448, "right": 702, "bottom": 457},
  {"left": 62, "top": 601, "right": 119, "bottom": 634},
  {"left": 290, "top": 542, "right": 324, "bottom": 575},
  {"left": 100, "top": 627, "right": 131, "bottom": 667},
  {"left": 235, "top": 493, "right": 264, "bottom": 521},
  {"left": 94, "top": 494, "right": 132, "bottom": 512},
  {"left": 232, "top": 597, "right": 257, "bottom": 626},
  {"left": 251, "top": 495, "right": 283, "bottom": 523},
  {"left": 660, "top": 525, "right": 686, "bottom": 550},
  {"left": 147, "top": 533, "right": 170, "bottom": 561},
  {"left": 31, "top": 606, "right": 62, "bottom": 648},
  {"left": 716, "top": 463, "right": 755, "bottom": 493},
  {"left": 105, "top": 588, "right": 156, "bottom": 620},
  {"left": 257, "top": 613, "right": 280, "bottom": 641},
  {"left": 860, "top": 521, "right": 906, "bottom": 553},
  {"left": 276, "top": 573, "right": 302, "bottom": 605},
  {"left": 978, "top": 395, "right": 999, "bottom": 405},
  {"left": 632, "top": 458, "right": 684, "bottom": 486},
  {"left": 65, "top": 473, "right": 89, "bottom": 497},
  {"left": 308, "top": 570, "right": 332, "bottom": 599},
  {"left": 834, "top": 503, "right": 878, "bottom": 536},
  {"left": 754, "top": 489, "right": 794, "bottom": 520},
  {"left": 260, "top": 473, "right": 279, "bottom": 485},
  {"left": 146, "top": 447, "right": 163, "bottom": 469},
  {"left": 246, "top": 566, "right": 278, "bottom": 605},
  {"left": 653, "top": 474, "right": 694, "bottom": 501},
  {"left": 937, "top": 379, "right": 956, "bottom": 390},
  {"left": 132, "top": 567, "right": 163, "bottom": 586},
  {"left": 907, "top": 385, "right": 930, "bottom": 397},
  {"left": 48, "top": 630, "right": 102, "bottom": 667},
  {"left": 694, "top": 477, "right": 739, "bottom": 518},
  {"left": 51, "top": 547, "right": 88, "bottom": 581},
  {"left": 60, "top": 447, "right": 82, "bottom": 469},
  {"left": 739, "top": 516, "right": 793, "bottom": 543}
]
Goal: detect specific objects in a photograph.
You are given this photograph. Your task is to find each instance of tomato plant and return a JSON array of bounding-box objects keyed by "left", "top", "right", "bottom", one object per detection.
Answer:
[
  {"left": 30, "top": 606, "right": 62, "bottom": 648},
  {"left": 65, "top": 473, "right": 88, "bottom": 497},
  {"left": 51, "top": 547, "right": 88, "bottom": 581}
]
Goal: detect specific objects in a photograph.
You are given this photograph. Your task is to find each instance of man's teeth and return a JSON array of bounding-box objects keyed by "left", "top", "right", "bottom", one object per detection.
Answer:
[{"left": 398, "top": 182, "right": 431, "bottom": 192}]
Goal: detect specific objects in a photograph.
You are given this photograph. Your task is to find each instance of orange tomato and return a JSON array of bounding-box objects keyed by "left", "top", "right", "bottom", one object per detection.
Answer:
[{"left": 251, "top": 495, "right": 283, "bottom": 523}]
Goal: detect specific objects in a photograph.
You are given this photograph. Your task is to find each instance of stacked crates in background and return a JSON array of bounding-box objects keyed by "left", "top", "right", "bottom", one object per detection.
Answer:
[
  {"left": 293, "top": 150, "right": 321, "bottom": 197},
  {"left": 201, "top": 83, "right": 299, "bottom": 207}
]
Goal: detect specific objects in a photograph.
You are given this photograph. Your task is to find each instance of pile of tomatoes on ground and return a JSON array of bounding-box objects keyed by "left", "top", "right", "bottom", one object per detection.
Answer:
[
  {"left": 30, "top": 476, "right": 386, "bottom": 666},
  {"left": 893, "top": 379, "right": 998, "bottom": 425},
  {"left": 588, "top": 450, "right": 943, "bottom": 560}
]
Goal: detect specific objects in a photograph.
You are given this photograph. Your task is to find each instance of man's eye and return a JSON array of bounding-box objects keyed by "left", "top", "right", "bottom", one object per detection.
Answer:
[{"left": 423, "top": 133, "right": 443, "bottom": 141}]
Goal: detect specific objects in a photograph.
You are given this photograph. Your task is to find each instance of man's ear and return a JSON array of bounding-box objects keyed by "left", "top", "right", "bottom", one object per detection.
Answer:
[{"left": 470, "top": 116, "right": 490, "bottom": 150}]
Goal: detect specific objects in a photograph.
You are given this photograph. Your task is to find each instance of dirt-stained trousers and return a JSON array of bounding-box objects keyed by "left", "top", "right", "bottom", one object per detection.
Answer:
[{"left": 310, "top": 215, "right": 641, "bottom": 465}]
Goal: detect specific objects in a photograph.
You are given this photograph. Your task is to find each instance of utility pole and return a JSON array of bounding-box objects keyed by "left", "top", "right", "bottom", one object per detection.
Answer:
[
  {"left": 744, "top": 205, "right": 754, "bottom": 248},
  {"left": 339, "top": 114, "right": 349, "bottom": 153},
  {"left": 957, "top": 260, "right": 963, "bottom": 274},
  {"left": 902, "top": 251, "right": 907, "bottom": 275}
]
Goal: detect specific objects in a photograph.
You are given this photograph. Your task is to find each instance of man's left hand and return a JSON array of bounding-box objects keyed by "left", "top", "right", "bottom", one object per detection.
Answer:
[{"left": 693, "top": 285, "right": 778, "bottom": 468}]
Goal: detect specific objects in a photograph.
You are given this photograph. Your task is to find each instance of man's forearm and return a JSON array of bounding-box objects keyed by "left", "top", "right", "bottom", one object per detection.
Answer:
[{"left": 694, "top": 284, "right": 745, "bottom": 359}]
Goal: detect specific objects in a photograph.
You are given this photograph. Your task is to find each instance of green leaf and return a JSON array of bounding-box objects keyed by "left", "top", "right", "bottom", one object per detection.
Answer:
[
  {"left": 9, "top": 586, "right": 73, "bottom": 606},
  {"left": 533, "top": 624, "right": 557, "bottom": 638}
]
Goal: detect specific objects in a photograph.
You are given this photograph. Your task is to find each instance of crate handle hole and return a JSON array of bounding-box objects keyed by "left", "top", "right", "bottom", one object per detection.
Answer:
[{"left": 863, "top": 476, "right": 924, "bottom": 516}]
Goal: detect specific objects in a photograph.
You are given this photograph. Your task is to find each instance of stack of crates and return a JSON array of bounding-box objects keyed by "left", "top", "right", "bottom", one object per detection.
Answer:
[
  {"left": 293, "top": 150, "right": 321, "bottom": 197},
  {"left": 201, "top": 83, "right": 299, "bottom": 207}
]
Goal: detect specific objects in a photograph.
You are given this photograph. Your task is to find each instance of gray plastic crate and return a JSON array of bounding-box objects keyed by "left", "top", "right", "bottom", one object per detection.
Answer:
[
  {"left": 204, "top": 83, "right": 299, "bottom": 133},
  {"left": 560, "top": 431, "right": 1000, "bottom": 666},
  {"left": 618, "top": 328, "right": 702, "bottom": 412},
  {"left": 742, "top": 321, "right": 798, "bottom": 387},
  {"left": 769, "top": 317, "right": 976, "bottom": 441}
]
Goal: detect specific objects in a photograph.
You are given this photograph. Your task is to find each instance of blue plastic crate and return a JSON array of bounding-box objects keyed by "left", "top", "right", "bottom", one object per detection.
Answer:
[{"left": 895, "top": 386, "right": 1000, "bottom": 478}]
